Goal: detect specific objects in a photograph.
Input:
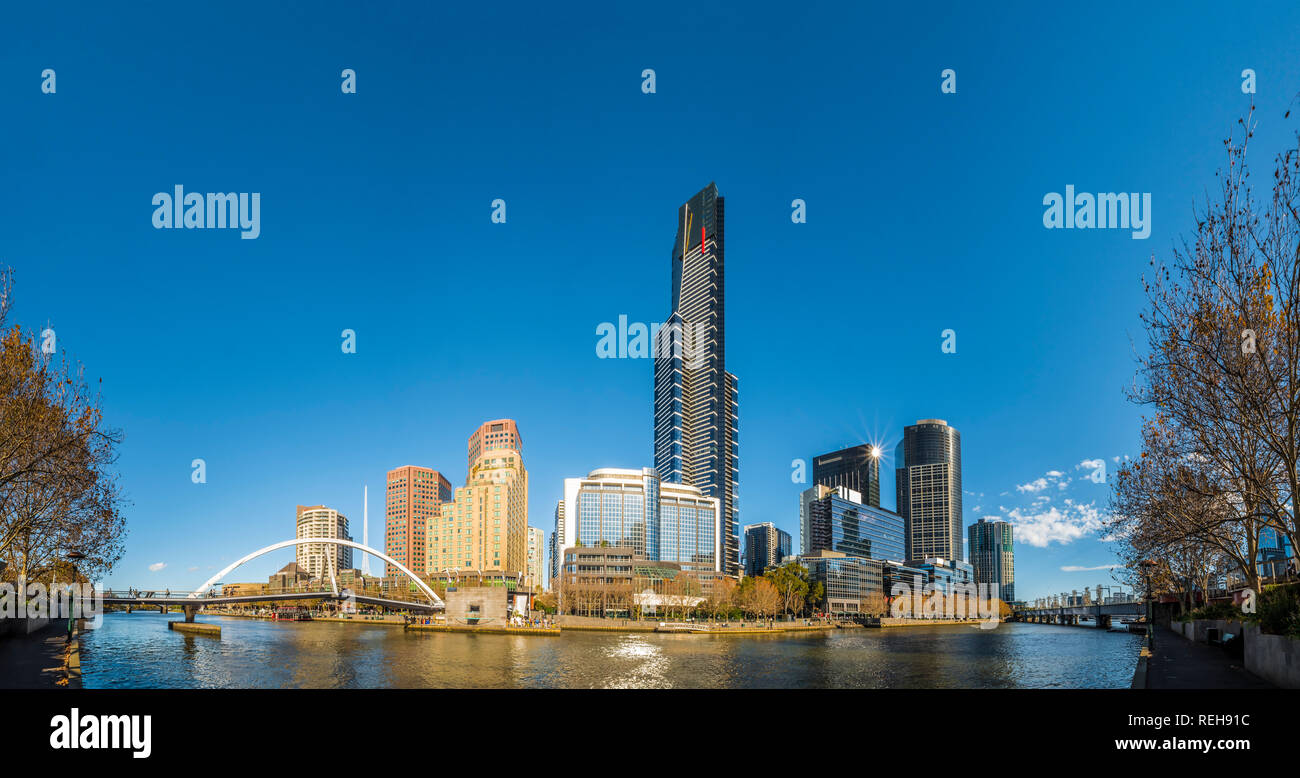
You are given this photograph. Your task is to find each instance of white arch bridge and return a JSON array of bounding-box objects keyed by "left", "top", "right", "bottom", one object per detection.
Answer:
[{"left": 100, "top": 538, "right": 444, "bottom": 620}]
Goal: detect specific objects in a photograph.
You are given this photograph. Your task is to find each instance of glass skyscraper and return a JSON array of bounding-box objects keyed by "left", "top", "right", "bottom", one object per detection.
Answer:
[
  {"left": 653, "top": 183, "right": 740, "bottom": 576},
  {"left": 799, "top": 484, "right": 904, "bottom": 562},
  {"left": 895, "top": 419, "right": 962, "bottom": 563},
  {"left": 813, "top": 444, "right": 881, "bottom": 508}
]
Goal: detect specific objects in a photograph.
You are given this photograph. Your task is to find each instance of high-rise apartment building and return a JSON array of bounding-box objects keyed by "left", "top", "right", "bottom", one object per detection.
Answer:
[
  {"left": 467, "top": 419, "right": 523, "bottom": 476},
  {"left": 653, "top": 183, "right": 740, "bottom": 576},
  {"left": 968, "top": 518, "right": 1014, "bottom": 602},
  {"left": 295, "top": 505, "right": 352, "bottom": 581},
  {"left": 813, "top": 444, "right": 881, "bottom": 508},
  {"left": 550, "top": 500, "right": 565, "bottom": 584},
  {"left": 895, "top": 419, "right": 962, "bottom": 563},
  {"left": 526, "top": 526, "right": 545, "bottom": 592},
  {"left": 743, "top": 522, "right": 791, "bottom": 577},
  {"left": 561, "top": 467, "right": 721, "bottom": 573},
  {"left": 429, "top": 432, "right": 529, "bottom": 578},
  {"left": 385, "top": 466, "right": 453, "bottom": 578}
]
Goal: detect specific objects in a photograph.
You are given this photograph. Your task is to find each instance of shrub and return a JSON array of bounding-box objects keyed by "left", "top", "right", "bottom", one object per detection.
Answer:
[
  {"left": 1187, "top": 601, "right": 1244, "bottom": 622},
  {"left": 1255, "top": 582, "right": 1300, "bottom": 638}
]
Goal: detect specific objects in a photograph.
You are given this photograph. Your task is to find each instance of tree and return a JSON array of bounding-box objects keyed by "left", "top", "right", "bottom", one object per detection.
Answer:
[
  {"left": 763, "top": 562, "right": 810, "bottom": 619},
  {"left": 0, "top": 272, "right": 126, "bottom": 584},
  {"left": 1113, "top": 103, "right": 1300, "bottom": 596}
]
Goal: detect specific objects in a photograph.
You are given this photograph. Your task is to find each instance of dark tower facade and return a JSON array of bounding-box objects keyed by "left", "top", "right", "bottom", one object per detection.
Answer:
[
  {"left": 653, "top": 183, "right": 740, "bottom": 576},
  {"left": 812, "top": 444, "right": 881, "bottom": 508},
  {"left": 895, "top": 419, "right": 962, "bottom": 563}
]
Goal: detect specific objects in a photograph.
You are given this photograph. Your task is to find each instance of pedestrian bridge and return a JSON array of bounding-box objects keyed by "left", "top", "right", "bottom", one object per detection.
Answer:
[{"left": 101, "top": 537, "right": 444, "bottom": 620}]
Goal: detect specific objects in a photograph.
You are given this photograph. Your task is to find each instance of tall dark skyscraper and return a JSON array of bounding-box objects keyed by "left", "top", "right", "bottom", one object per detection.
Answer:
[
  {"left": 653, "top": 183, "right": 740, "bottom": 576},
  {"left": 743, "top": 522, "right": 791, "bottom": 577},
  {"left": 813, "top": 444, "right": 881, "bottom": 508},
  {"left": 895, "top": 419, "right": 962, "bottom": 563}
]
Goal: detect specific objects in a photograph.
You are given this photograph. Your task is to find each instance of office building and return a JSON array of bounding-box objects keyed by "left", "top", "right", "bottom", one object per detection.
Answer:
[
  {"left": 295, "top": 505, "right": 352, "bottom": 581},
  {"left": 799, "top": 484, "right": 904, "bottom": 562},
  {"left": 968, "top": 518, "right": 1015, "bottom": 602},
  {"left": 895, "top": 419, "right": 963, "bottom": 562},
  {"left": 653, "top": 183, "right": 740, "bottom": 576},
  {"left": 561, "top": 467, "right": 721, "bottom": 573},
  {"left": 802, "top": 550, "right": 885, "bottom": 615},
  {"left": 385, "top": 466, "right": 453, "bottom": 578},
  {"left": 743, "top": 521, "right": 791, "bottom": 577},
  {"left": 813, "top": 444, "right": 881, "bottom": 508}
]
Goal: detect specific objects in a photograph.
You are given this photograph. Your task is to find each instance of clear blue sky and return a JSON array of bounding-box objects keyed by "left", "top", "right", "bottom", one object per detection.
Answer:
[{"left": 3, "top": 2, "right": 1298, "bottom": 601}]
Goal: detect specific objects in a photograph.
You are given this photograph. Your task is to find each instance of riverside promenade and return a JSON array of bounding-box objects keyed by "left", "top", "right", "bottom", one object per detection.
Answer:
[
  {"left": 1142, "top": 626, "right": 1273, "bottom": 689},
  {"left": 0, "top": 620, "right": 80, "bottom": 689}
]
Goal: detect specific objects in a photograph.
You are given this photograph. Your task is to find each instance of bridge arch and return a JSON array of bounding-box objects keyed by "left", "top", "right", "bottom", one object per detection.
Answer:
[{"left": 189, "top": 538, "right": 443, "bottom": 607}]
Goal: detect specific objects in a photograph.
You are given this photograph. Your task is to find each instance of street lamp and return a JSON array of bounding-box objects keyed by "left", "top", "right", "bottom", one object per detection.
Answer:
[
  {"left": 65, "top": 551, "right": 86, "bottom": 644},
  {"left": 1139, "top": 559, "right": 1158, "bottom": 650}
]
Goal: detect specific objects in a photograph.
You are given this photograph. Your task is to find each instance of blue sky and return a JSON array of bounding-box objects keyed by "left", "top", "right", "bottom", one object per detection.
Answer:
[{"left": 3, "top": 2, "right": 1299, "bottom": 601}]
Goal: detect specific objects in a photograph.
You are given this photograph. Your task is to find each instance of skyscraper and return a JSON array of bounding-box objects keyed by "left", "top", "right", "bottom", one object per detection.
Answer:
[
  {"left": 385, "top": 466, "right": 453, "bottom": 578},
  {"left": 813, "top": 444, "right": 882, "bottom": 508},
  {"left": 431, "top": 441, "right": 529, "bottom": 577},
  {"left": 295, "top": 505, "right": 352, "bottom": 581},
  {"left": 467, "top": 419, "right": 522, "bottom": 475},
  {"left": 653, "top": 182, "right": 740, "bottom": 576},
  {"left": 968, "top": 518, "right": 1015, "bottom": 602},
  {"left": 743, "top": 522, "right": 792, "bottom": 577},
  {"left": 895, "top": 419, "right": 962, "bottom": 563},
  {"left": 549, "top": 499, "right": 565, "bottom": 585},
  {"left": 799, "top": 485, "right": 904, "bottom": 562}
]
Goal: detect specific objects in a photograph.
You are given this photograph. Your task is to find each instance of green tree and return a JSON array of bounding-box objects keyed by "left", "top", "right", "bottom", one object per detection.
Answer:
[{"left": 764, "top": 562, "right": 810, "bottom": 619}]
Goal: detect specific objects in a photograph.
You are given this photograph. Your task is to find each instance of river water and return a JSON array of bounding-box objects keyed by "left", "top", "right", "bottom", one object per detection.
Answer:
[{"left": 79, "top": 612, "right": 1143, "bottom": 689}]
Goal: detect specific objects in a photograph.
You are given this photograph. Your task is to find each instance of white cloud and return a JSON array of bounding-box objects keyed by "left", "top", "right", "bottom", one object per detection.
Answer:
[
  {"left": 187, "top": 566, "right": 199, "bottom": 572},
  {"left": 1060, "top": 564, "right": 1123, "bottom": 572},
  {"left": 1006, "top": 500, "right": 1107, "bottom": 547},
  {"left": 1017, "top": 477, "right": 1049, "bottom": 494},
  {"left": 148, "top": 562, "right": 167, "bottom": 572}
]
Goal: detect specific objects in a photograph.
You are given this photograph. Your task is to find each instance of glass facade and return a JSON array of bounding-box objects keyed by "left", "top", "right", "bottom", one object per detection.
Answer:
[
  {"left": 803, "top": 486, "right": 904, "bottom": 562},
  {"left": 564, "top": 468, "right": 720, "bottom": 572},
  {"left": 813, "top": 444, "right": 881, "bottom": 508},
  {"left": 803, "top": 554, "right": 884, "bottom": 615}
]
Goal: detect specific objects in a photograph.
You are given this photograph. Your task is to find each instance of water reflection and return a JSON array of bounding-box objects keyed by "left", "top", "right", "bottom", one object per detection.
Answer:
[{"left": 80, "top": 612, "right": 1142, "bottom": 689}]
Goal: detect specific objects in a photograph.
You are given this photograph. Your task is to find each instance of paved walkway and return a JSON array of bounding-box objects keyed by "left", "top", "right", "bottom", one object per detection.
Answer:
[
  {"left": 0, "top": 620, "right": 74, "bottom": 688},
  {"left": 1145, "top": 626, "right": 1274, "bottom": 689}
]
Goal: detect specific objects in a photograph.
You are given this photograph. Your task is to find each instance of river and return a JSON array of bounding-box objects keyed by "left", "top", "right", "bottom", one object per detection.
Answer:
[{"left": 78, "top": 612, "right": 1144, "bottom": 689}]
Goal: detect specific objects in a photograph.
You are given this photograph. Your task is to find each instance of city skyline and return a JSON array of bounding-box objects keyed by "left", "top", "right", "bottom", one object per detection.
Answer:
[{"left": 8, "top": 3, "right": 1296, "bottom": 602}]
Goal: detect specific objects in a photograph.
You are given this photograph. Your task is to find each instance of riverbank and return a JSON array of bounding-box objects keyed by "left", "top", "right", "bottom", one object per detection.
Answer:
[
  {"left": 407, "top": 623, "right": 560, "bottom": 636},
  {"left": 0, "top": 619, "right": 81, "bottom": 689}
]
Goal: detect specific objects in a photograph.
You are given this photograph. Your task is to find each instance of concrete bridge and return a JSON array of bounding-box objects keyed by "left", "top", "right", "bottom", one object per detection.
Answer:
[{"left": 1013, "top": 600, "right": 1146, "bottom": 628}]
